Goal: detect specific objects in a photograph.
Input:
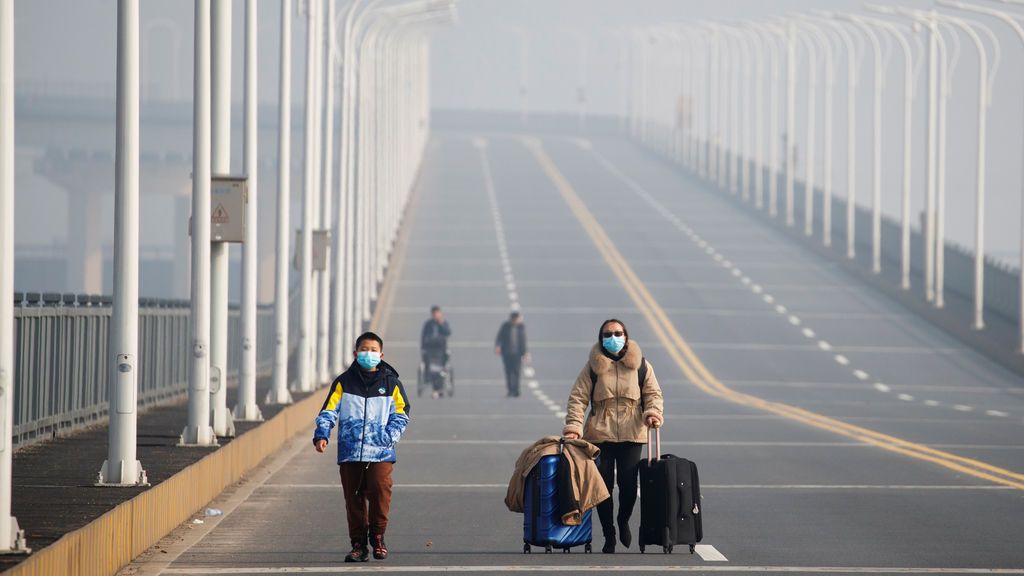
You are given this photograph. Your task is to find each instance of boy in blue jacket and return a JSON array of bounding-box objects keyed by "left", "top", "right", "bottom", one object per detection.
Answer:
[{"left": 314, "top": 331, "right": 411, "bottom": 562}]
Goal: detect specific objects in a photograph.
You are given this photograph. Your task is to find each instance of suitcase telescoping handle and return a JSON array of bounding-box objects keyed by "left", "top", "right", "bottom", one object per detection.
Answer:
[{"left": 647, "top": 426, "right": 662, "bottom": 464}]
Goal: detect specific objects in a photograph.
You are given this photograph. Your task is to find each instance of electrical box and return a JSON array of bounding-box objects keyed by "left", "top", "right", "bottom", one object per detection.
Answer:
[{"left": 210, "top": 175, "right": 247, "bottom": 243}]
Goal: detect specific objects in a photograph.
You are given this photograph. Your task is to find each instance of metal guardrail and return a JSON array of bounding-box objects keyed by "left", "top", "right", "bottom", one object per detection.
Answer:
[{"left": 11, "top": 290, "right": 297, "bottom": 448}]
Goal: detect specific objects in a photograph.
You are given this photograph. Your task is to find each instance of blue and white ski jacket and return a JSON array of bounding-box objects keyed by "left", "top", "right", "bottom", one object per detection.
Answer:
[{"left": 313, "top": 361, "right": 411, "bottom": 463}]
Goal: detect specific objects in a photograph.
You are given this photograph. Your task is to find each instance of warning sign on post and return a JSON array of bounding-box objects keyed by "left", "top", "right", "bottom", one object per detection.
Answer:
[{"left": 210, "top": 176, "right": 247, "bottom": 243}]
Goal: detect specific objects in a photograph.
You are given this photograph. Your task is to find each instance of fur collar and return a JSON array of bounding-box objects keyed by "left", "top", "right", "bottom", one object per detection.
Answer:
[{"left": 588, "top": 341, "right": 643, "bottom": 374}]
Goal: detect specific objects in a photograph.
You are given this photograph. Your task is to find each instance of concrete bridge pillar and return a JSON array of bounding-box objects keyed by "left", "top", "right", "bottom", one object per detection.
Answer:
[
  {"left": 67, "top": 187, "right": 105, "bottom": 293},
  {"left": 35, "top": 148, "right": 112, "bottom": 294}
]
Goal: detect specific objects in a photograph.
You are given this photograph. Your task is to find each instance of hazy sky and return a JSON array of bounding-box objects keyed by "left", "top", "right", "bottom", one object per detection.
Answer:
[{"left": 7, "top": 0, "right": 1024, "bottom": 291}]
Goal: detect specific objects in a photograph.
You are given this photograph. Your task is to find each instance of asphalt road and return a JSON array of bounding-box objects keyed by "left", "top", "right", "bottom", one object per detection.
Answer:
[{"left": 127, "top": 133, "right": 1024, "bottom": 576}]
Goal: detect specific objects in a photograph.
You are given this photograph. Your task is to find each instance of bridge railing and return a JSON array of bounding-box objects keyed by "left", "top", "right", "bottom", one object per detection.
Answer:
[{"left": 10, "top": 290, "right": 297, "bottom": 448}]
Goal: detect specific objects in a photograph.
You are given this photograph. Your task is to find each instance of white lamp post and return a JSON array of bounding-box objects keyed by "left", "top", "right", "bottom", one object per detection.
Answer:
[
  {"left": 838, "top": 14, "right": 888, "bottom": 275},
  {"left": 268, "top": 0, "right": 294, "bottom": 405},
  {"left": 855, "top": 14, "right": 920, "bottom": 289},
  {"left": 797, "top": 16, "right": 839, "bottom": 246},
  {"left": 929, "top": 11, "right": 1000, "bottom": 329},
  {"left": 939, "top": 0, "right": 1024, "bottom": 349}
]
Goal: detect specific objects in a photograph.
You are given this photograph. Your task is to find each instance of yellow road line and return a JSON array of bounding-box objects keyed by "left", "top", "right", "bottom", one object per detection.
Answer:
[{"left": 524, "top": 137, "right": 1024, "bottom": 491}]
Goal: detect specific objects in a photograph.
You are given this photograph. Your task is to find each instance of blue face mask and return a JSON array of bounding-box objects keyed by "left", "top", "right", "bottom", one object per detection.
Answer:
[
  {"left": 356, "top": 351, "right": 382, "bottom": 370},
  {"left": 602, "top": 336, "right": 626, "bottom": 355}
]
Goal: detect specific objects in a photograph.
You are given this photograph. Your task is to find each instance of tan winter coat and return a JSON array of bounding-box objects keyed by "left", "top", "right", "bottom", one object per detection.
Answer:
[
  {"left": 563, "top": 341, "right": 664, "bottom": 444},
  {"left": 505, "top": 436, "right": 610, "bottom": 525}
]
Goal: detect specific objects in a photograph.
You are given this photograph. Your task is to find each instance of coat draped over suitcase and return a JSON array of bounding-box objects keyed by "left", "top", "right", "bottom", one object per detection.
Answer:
[{"left": 505, "top": 436, "right": 609, "bottom": 525}]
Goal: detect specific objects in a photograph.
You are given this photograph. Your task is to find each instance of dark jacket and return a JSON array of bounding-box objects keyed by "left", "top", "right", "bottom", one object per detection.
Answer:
[
  {"left": 495, "top": 320, "right": 528, "bottom": 359},
  {"left": 313, "top": 360, "right": 412, "bottom": 463},
  {"left": 421, "top": 319, "right": 451, "bottom": 358}
]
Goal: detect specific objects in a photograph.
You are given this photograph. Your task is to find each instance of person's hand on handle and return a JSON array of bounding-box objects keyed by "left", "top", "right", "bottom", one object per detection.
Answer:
[
  {"left": 645, "top": 414, "right": 663, "bottom": 428},
  {"left": 314, "top": 439, "right": 328, "bottom": 453},
  {"left": 494, "top": 346, "right": 501, "bottom": 356},
  {"left": 563, "top": 431, "right": 580, "bottom": 440}
]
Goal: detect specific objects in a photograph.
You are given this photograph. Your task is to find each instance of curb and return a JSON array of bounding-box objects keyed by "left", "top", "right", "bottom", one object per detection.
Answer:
[{"left": 2, "top": 389, "right": 324, "bottom": 576}]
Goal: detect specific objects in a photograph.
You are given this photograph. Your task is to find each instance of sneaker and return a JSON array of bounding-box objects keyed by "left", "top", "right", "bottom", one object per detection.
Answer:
[
  {"left": 431, "top": 391, "right": 441, "bottom": 400},
  {"left": 344, "top": 540, "right": 369, "bottom": 563},
  {"left": 371, "top": 534, "right": 388, "bottom": 560}
]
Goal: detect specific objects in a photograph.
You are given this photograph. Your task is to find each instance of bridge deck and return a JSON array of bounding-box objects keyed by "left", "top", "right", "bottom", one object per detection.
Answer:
[{"left": 121, "top": 134, "right": 1024, "bottom": 575}]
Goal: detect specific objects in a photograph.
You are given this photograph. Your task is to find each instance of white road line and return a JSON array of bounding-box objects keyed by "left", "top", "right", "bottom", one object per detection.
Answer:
[
  {"left": 764, "top": 295, "right": 775, "bottom": 303},
  {"left": 898, "top": 394, "right": 915, "bottom": 402},
  {"left": 986, "top": 410, "right": 1009, "bottom": 417},
  {"left": 874, "top": 383, "right": 891, "bottom": 392},
  {"left": 752, "top": 284, "right": 763, "bottom": 293},
  {"left": 954, "top": 405, "right": 974, "bottom": 412},
  {"left": 263, "top": 483, "right": 1012, "bottom": 491},
  {"left": 163, "top": 564, "right": 1024, "bottom": 574},
  {"left": 775, "top": 304, "right": 788, "bottom": 314},
  {"left": 695, "top": 544, "right": 728, "bottom": 562},
  {"left": 834, "top": 355, "right": 850, "bottom": 366},
  {"left": 818, "top": 340, "right": 832, "bottom": 351},
  {"left": 924, "top": 400, "right": 940, "bottom": 407},
  {"left": 853, "top": 370, "right": 869, "bottom": 381},
  {"left": 788, "top": 315, "right": 801, "bottom": 326}
]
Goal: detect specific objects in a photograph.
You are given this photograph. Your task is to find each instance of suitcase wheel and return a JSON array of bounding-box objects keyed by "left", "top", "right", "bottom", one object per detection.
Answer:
[
  {"left": 639, "top": 544, "right": 645, "bottom": 554},
  {"left": 544, "top": 545, "right": 552, "bottom": 554},
  {"left": 523, "top": 544, "right": 530, "bottom": 554},
  {"left": 563, "top": 548, "right": 570, "bottom": 554},
  {"left": 585, "top": 543, "right": 592, "bottom": 554},
  {"left": 663, "top": 545, "right": 673, "bottom": 554},
  {"left": 690, "top": 544, "right": 695, "bottom": 554}
]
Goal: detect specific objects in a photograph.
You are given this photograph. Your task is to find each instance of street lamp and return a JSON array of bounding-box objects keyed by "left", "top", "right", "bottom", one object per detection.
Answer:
[
  {"left": 0, "top": 0, "right": 28, "bottom": 553},
  {"left": 873, "top": 6, "right": 948, "bottom": 304},
  {"left": 268, "top": 0, "right": 294, "bottom": 405},
  {"left": 182, "top": 0, "right": 216, "bottom": 447},
  {"left": 744, "top": 24, "right": 771, "bottom": 210},
  {"left": 853, "top": 13, "right": 921, "bottom": 289},
  {"left": 938, "top": 0, "right": 1024, "bottom": 350},
  {"left": 797, "top": 16, "right": 840, "bottom": 246},
  {"left": 837, "top": 13, "right": 889, "bottom": 275},
  {"left": 930, "top": 11, "right": 1001, "bottom": 329}
]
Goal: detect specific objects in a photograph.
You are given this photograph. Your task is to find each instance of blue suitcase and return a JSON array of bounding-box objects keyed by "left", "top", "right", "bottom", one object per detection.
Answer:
[{"left": 523, "top": 454, "right": 593, "bottom": 553}]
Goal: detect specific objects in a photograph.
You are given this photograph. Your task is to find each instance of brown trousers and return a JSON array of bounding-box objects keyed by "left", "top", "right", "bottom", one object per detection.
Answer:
[{"left": 339, "top": 462, "right": 394, "bottom": 542}]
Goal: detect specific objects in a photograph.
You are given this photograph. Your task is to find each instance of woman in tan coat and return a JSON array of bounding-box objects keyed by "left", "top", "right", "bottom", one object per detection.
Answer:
[{"left": 563, "top": 319, "right": 664, "bottom": 553}]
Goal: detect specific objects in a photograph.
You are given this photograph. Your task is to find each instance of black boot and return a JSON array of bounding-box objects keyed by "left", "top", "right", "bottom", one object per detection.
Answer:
[
  {"left": 602, "top": 530, "right": 616, "bottom": 554},
  {"left": 617, "top": 515, "right": 632, "bottom": 548}
]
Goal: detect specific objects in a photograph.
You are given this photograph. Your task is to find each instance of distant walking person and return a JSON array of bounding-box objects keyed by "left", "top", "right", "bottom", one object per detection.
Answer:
[
  {"left": 562, "top": 319, "right": 664, "bottom": 554},
  {"left": 420, "top": 306, "right": 451, "bottom": 399},
  {"left": 495, "top": 311, "right": 529, "bottom": 397}
]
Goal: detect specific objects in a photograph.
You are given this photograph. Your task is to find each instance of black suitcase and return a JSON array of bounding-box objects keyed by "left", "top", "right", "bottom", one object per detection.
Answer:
[{"left": 638, "top": 428, "right": 702, "bottom": 554}]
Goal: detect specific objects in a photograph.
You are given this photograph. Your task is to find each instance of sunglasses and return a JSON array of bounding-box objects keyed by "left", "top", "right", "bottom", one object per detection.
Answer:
[{"left": 602, "top": 331, "right": 625, "bottom": 338}]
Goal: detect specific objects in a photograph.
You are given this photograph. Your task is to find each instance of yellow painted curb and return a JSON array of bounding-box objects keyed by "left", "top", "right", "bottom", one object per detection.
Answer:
[{"left": 2, "top": 389, "right": 326, "bottom": 576}]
